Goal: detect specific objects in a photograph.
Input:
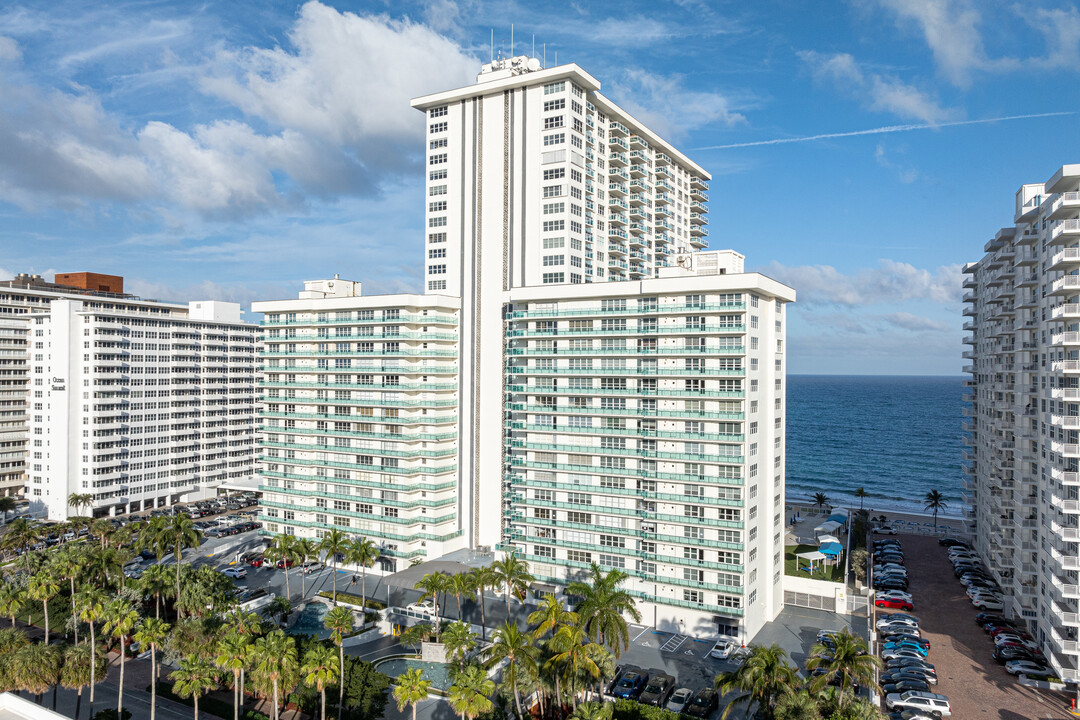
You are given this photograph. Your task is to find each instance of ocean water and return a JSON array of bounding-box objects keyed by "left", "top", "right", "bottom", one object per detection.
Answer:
[{"left": 785, "top": 375, "right": 964, "bottom": 517}]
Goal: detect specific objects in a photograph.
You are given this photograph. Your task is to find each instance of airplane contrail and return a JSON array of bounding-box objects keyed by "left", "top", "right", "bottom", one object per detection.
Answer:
[{"left": 695, "top": 111, "right": 1076, "bottom": 150}]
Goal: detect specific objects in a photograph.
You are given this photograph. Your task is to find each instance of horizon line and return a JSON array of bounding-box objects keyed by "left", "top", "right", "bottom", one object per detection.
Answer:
[{"left": 695, "top": 111, "right": 1076, "bottom": 150}]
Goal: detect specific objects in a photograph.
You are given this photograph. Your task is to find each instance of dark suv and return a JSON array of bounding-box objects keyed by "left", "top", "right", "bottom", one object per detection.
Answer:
[
  {"left": 638, "top": 673, "right": 674, "bottom": 706},
  {"left": 684, "top": 688, "right": 718, "bottom": 718},
  {"left": 613, "top": 669, "right": 649, "bottom": 699}
]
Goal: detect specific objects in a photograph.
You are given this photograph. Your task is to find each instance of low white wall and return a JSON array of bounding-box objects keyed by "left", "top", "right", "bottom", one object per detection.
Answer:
[{"left": 784, "top": 574, "right": 849, "bottom": 607}]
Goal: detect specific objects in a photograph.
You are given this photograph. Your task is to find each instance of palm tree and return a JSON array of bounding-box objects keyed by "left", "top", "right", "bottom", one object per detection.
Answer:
[
  {"left": 570, "top": 702, "right": 612, "bottom": 720},
  {"left": 484, "top": 620, "right": 539, "bottom": 720},
  {"left": 924, "top": 490, "right": 949, "bottom": 529},
  {"left": 449, "top": 572, "right": 474, "bottom": 621},
  {"left": 346, "top": 536, "right": 380, "bottom": 610},
  {"left": 324, "top": 605, "right": 354, "bottom": 720},
  {"left": 2, "top": 518, "right": 40, "bottom": 572},
  {"left": 774, "top": 691, "right": 821, "bottom": 720},
  {"left": 135, "top": 618, "right": 171, "bottom": 720},
  {"left": 60, "top": 642, "right": 106, "bottom": 720},
  {"left": 27, "top": 572, "right": 60, "bottom": 644},
  {"left": 448, "top": 664, "right": 495, "bottom": 720},
  {"left": 166, "top": 515, "right": 202, "bottom": 617},
  {"left": 301, "top": 644, "right": 339, "bottom": 720},
  {"left": 468, "top": 565, "right": 496, "bottom": 641},
  {"left": 393, "top": 667, "right": 431, "bottom": 720},
  {"left": 295, "top": 537, "right": 318, "bottom": 599},
  {"left": 266, "top": 534, "right": 298, "bottom": 602},
  {"left": 805, "top": 629, "right": 879, "bottom": 710},
  {"left": 549, "top": 623, "right": 602, "bottom": 711},
  {"left": 11, "top": 642, "right": 62, "bottom": 705},
  {"left": 0, "top": 584, "right": 25, "bottom": 628},
  {"left": 528, "top": 594, "right": 576, "bottom": 640},
  {"left": 54, "top": 546, "right": 87, "bottom": 642},
  {"left": 170, "top": 657, "right": 219, "bottom": 720},
  {"left": 853, "top": 487, "right": 869, "bottom": 511},
  {"left": 0, "top": 494, "right": 15, "bottom": 523},
  {"left": 139, "top": 516, "right": 172, "bottom": 564},
  {"left": 414, "top": 572, "right": 449, "bottom": 642},
  {"left": 90, "top": 518, "right": 114, "bottom": 551},
  {"left": 216, "top": 633, "right": 250, "bottom": 720},
  {"left": 317, "top": 529, "right": 349, "bottom": 605},
  {"left": 75, "top": 587, "right": 106, "bottom": 712},
  {"left": 567, "top": 563, "right": 642, "bottom": 658},
  {"left": 101, "top": 597, "right": 139, "bottom": 716},
  {"left": 491, "top": 552, "right": 534, "bottom": 618},
  {"left": 442, "top": 621, "right": 476, "bottom": 669},
  {"left": 813, "top": 492, "right": 829, "bottom": 511},
  {"left": 68, "top": 492, "right": 94, "bottom": 518},
  {"left": 715, "top": 644, "right": 799, "bottom": 720},
  {"left": 139, "top": 564, "right": 173, "bottom": 620},
  {"left": 252, "top": 629, "right": 298, "bottom": 720}
]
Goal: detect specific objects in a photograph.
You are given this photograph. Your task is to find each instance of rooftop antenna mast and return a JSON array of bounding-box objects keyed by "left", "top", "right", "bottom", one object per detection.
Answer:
[
  {"left": 490, "top": 29, "right": 493, "bottom": 63},
  {"left": 532, "top": 35, "right": 535, "bottom": 59},
  {"left": 543, "top": 43, "right": 546, "bottom": 67},
  {"left": 511, "top": 24, "right": 514, "bottom": 56}
]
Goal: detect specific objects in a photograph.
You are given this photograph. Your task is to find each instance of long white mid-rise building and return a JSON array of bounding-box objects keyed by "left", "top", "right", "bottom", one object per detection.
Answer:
[
  {"left": 28, "top": 297, "right": 259, "bottom": 520},
  {"left": 257, "top": 56, "right": 795, "bottom": 639},
  {"left": 963, "top": 163, "right": 1080, "bottom": 682}
]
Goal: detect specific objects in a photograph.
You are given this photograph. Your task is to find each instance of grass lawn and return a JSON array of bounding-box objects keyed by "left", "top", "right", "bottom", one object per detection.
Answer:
[{"left": 784, "top": 544, "right": 845, "bottom": 582}]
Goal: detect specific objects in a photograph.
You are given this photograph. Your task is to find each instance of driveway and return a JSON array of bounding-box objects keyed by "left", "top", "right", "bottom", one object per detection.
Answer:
[{"left": 882, "top": 534, "right": 1069, "bottom": 719}]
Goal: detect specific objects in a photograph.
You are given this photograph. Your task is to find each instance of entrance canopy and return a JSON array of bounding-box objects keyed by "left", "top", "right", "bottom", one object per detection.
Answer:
[
  {"left": 814, "top": 520, "right": 842, "bottom": 534},
  {"left": 817, "top": 534, "right": 840, "bottom": 545},
  {"left": 819, "top": 541, "right": 844, "bottom": 557}
]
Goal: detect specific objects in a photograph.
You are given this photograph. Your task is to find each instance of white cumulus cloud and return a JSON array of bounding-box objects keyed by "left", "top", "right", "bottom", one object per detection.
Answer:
[{"left": 759, "top": 259, "right": 963, "bottom": 307}]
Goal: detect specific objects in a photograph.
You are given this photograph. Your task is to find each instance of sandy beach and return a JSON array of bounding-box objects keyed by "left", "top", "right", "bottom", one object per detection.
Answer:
[{"left": 784, "top": 499, "right": 967, "bottom": 546}]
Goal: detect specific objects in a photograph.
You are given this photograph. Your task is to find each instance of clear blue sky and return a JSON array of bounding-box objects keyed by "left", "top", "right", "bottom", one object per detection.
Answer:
[{"left": 1, "top": 0, "right": 1078, "bottom": 374}]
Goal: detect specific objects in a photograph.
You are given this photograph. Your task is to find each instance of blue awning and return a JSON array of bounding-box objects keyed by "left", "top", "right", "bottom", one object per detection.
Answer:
[{"left": 819, "top": 541, "right": 843, "bottom": 556}]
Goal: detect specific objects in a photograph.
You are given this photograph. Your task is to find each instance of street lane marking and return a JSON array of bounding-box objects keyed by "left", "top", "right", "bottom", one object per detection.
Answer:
[
  {"left": 632, "top": 627, "right": 650, "bottom": 642},
  {"left": 661, "top": 634, "right": 688, "bottom": 652}
]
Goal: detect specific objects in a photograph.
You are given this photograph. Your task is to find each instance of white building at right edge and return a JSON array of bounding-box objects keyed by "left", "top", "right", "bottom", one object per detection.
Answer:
[{"left": 255, "top": 55, "right": 796, "bottom": 641}]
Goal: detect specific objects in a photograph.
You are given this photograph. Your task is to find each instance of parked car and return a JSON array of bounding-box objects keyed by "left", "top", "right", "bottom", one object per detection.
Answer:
[
  {"left": 882, "top": 679, "right": 931, "bottom": 695},
  {"left": 613, "top": 669, "right": 649, "bottom": 699},
  {"left": 638, "top": 673, "right": 675, "bottom": 707},
  {"left": 876, "top": 526, "right": 898, "bottom": 535},
  {"left": 878, "top": 590, "right": 915, "bottom": 602},
  {"left": 1004, "top": 660, "right": 1053, "bottom": 677},
  {"left": 247, "top": 555, "right": 266, "bottom": 567},
  {"left": 301, "top": 559, "right": 320, "bottom": 569},
  {"left": 275, "top": 558, "right": 294, "bottom": 569},
  {"left": 606, "top": 666, "right": 626, "bottom": 696},
  {"left": 877, "top": 597, "right": 915, "bottom": 611},
  {"left": 882, "top": 669, "right": 937, "bottom": 686},
  {"left": 709, "top": 640, "right": 736, "bottom": 659},
  {"left": 939, "top": 537, "right": 969, "bottom": 547},
  {"left": 683, "top": 688, "right": 718, "bottom": 718},
  {"left": 222, "top": 566, "right": 248, "bottom": 579},
  {"left": 665, "top": 688, "right": 693, "bottom": 714},
  {"left": 971, "top": 596, "right": 1004, "bottom": 610},
  {"left": 882, "top": 648, "right": 928, "bottom": 661},
  {"left": 885, "top": 691, "right": 951, "bottom": 716},
  {"left": 993, "top": 646, "right": 1043, "bottom": 664},
  {"left": 406, "top": 600, "right": 437, "bottom": 617}
]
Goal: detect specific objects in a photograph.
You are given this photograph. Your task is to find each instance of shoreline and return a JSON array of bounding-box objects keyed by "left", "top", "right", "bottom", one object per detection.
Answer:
[{"left": 785, "top": 494, "right": 964, "bottom": 521}]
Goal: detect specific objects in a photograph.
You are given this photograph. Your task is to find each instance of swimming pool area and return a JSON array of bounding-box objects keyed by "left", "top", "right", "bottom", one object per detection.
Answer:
[
  {"left": 375, "top": 657, "right": 454, "bottom": 691},
  {"left": 287, "top": 601, "right": 331, "bottom": 640}
]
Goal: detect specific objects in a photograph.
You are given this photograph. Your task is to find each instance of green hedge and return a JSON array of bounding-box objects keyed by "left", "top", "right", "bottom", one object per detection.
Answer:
[
  {"left": 612, "top": 698, "right": 688, "bottom": 720},
  {"left": 317, "top": 591, "right": 385, "bottom": 610},
  {"left": 153, "top": 681, "right": 269, "bottom": 720}
]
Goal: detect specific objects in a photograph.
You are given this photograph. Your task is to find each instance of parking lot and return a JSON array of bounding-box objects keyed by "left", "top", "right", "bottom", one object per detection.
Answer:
[{"left": 889, "top": 533, "right": 1070, "bottom": 719}]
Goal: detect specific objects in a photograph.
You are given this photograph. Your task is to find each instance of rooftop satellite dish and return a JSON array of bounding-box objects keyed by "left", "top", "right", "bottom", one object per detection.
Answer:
[{"left": 527, "top": 58, "right": 541, "bottom": 71}]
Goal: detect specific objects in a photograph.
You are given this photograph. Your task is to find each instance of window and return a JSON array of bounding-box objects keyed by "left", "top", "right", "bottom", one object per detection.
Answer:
[
  {"left": 429, "top": 121, "right": 448, "bottom": 133},
  {"left": 543, "top": 202, "right": 565, "bottom": 215},
  {"left": 429, "top": 105, "right": 448, "bottom": 117},
  {"left": 542, "top": 272, "right": 565, "bottom": 284},
  {"left": 543, "top": 184, "right": 563, "bottom": 198},
  {"left": 428, "top": 232, "right": 447, "bottom": 243},
  {"left": 567, "top": 550, "right": 591, "bottom": 563},
  {"left": 429, "top": 138, "right": 447, "bottom": 149},
  {"left": 429, "top": 153, "right": 447, "bottom": 165},
  {"left": 428, "top": 248, "right": 446, "bottom": 259},
  {"left": 542, "top": 237, "right": 565, "bottom": 249},
  {"left": 429, "top": 169, "right": 447, "bottom": 181},
  {"left": 544, "top": 81, "right": 566, "bottom": 95},
  {"left": 429, "top": 185, "right": 447, "bottom": 196},
  {"left": 543, "top": 168, "right": 565, "bottom": 180},
  {"left": 683, "top": 590, "right": 703, "bottom": 605},
  {"left": 428, "top": 217, "right": 447, "bottom": 227},
  {"left": 542, "top": 220, "right": 565, "bottom": 232},
  {"left": 544, "top": 116, "right": 564, "bottom": 130},
  {"left": 429, "top": 265, "right": 446, "bottom": 275},
  {"left": 542, "top": 255, "right": 564, "bottom": 266},
  {"left": 543, "top": 133, "right": 565, "bottom": 146},
  {"left": 428, "top": 201, "right": 447, "bottom": 212},
  {"left": 544, "top": 99, "right": 566, "bottom": 112}
]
